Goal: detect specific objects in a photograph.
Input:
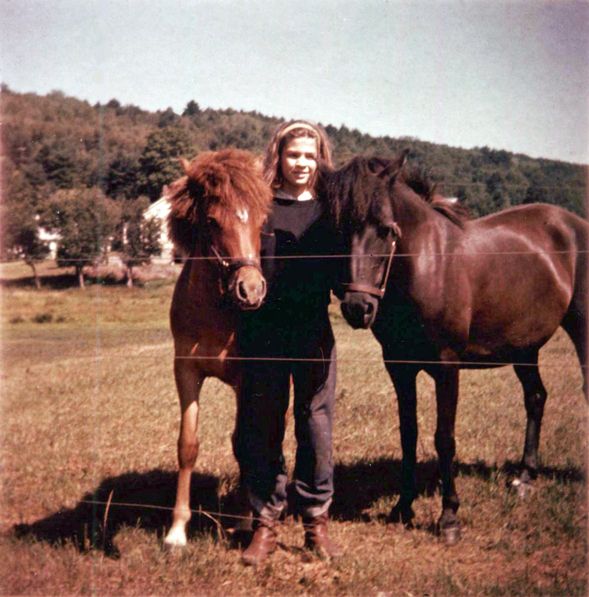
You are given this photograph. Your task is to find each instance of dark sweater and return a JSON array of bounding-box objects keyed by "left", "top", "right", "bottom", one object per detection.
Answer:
[
  {"left": 240, "top": 196, "right": 337, "bottom": 355},
  {"left": 262, "top": 197, "right": 336, "bottom": 314}
]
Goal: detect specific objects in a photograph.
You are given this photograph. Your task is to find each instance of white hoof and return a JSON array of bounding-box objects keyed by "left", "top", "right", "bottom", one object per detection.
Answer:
[
  {"left": 164, "top": 526, "right": 187, "bottom": 549},
  {"left": 511, "top": 478, "right": 534, "bottom": 499}
]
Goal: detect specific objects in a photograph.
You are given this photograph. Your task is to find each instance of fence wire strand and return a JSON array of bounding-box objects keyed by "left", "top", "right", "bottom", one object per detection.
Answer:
[
  {"left": 46, "top": 248, "right": 589, "bottom": 262},
  {"left": 171, "top": 354, "right": 584, "bottom": 370},
  {"left": 80, "top": 498, "right": 277, "bottom": 527}
]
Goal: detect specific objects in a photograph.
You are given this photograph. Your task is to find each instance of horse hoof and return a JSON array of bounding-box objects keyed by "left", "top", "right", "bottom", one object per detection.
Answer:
[
  {"left": 163, "top": 529, "right": 188, "bottom": 550},
  {"left": 440, "top": 524, "right": 461, "bottom": 546},
  {"left": 511, "top": 478, "right": 534, "bottom": 499},
  {"left": 387, "top": 505, "right": 415, "bottom": 528},
  {"left": 163, "top": 542, "right": 184, "bottom": 556}
]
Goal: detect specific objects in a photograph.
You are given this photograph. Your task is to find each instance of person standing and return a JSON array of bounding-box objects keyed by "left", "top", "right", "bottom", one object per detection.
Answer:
[{"left": 234, "top": 120, "right": 341, "bottom": 565}]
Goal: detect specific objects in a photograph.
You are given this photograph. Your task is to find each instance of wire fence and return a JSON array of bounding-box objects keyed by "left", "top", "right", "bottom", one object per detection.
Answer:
[
  {"left": 81, "top": 497, "right": 259, "bottom": 529},
  {"left": 31, "top": 248, "right": 589, "bottom": 262},
  {"left": 5, "top": 249, "right": 585, "bottom": 371}
]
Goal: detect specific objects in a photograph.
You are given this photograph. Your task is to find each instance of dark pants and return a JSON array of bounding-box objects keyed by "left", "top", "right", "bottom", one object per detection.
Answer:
[{"left": 234, "top": 313, "right": 336, "bottom": 520}]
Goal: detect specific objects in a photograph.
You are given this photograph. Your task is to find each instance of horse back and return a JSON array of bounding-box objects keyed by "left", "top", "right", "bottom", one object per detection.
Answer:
[
  {"left": 460, "top": 203, "right": 587, "bottom": 354},
  {"left": 473, "top": 203, "right": 586, "bottom": 283}
]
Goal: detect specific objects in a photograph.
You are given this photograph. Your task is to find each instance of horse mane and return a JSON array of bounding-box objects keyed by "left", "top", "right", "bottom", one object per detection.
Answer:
[
  {"left": 321, "top": 155, "right": 405, "bottom": 227},
  {"left": 322, "top": 153, "right": 469, "bottom": 229},
  {"left": 399, "top": 165, "right": 470, "bottom": 228},
  {"left": 166, "top": 149, "right": 272, "bottom": 255}
]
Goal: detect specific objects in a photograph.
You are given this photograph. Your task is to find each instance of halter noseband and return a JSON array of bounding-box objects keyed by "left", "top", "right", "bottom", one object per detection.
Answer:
[
  {"left": 209, "top": 243, "right": 261, "bottom": 278},
  {"left": 202, "top": 223, "right": 262, "bottom": 296}
]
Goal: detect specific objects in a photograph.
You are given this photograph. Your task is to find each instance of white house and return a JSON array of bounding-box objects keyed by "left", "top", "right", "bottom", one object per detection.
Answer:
[
  {"left": 144, "top": 195, "right": 174, "bottom": 261},
  {"left": 36, "top": 216, "right": 60, "bottom": 259}
]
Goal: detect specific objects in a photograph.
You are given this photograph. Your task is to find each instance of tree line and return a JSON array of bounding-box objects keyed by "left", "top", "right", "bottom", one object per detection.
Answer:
[{"left": 1, "top": 85, "right": 586, "bottom": 286}]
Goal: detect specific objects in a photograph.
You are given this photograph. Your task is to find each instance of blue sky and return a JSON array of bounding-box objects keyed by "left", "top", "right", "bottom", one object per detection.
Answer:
[{"left": 1, "top": 0, "right": 587, "bottom": 163}]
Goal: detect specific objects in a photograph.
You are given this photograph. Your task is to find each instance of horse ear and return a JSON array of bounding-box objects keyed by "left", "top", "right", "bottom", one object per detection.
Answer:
[
  {"left": 179, "top": 158, "right": 191, "bottom": 175},
  {"left": 253, "top": 155, "right": 264, "bottom": 174},
  {"left": 378, "top": 148, "right": 409, "bottom": 179},
  {"left": 366, "top": 157, "right": 390, "bottom": 175}
]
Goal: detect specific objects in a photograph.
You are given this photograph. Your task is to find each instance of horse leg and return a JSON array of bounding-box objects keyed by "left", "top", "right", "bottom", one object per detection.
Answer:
[
  {"left": 387, "top": 366, "right": 418, "bottom": 527},
  {"left": 513, "top": 360, "right": 547, "bottom": 498},
  {"left": 433, "top": 366, "right": 461, "bottom": 545},
  {"left": 164, "top": 359, "right": 203, "bottom": 549}
]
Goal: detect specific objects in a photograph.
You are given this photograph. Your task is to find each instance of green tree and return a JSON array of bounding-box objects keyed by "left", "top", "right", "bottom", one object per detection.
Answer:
[
  {"left": 118, "top": 197, "right": 162, "bottom": 287},
  {"left": 36, "top": 141, "right": 79, "bottom": 189},
  {"left": 138, "top": 128, "right": 192, "bottom": 201},
  {"left": 183, "top": 100, "right": 201, "bottom": 117},
  {"left": 105, "top": 153, "right": 141, "bottom": 199},
  {"left": 0, "top": 195, "right": 50, "bottom": 288},
  {"left": 158, "top": 107, "right": 180, "bottom": 128},
  {"left": 42, "top": 187, "right": 120, "bottom": 288}
]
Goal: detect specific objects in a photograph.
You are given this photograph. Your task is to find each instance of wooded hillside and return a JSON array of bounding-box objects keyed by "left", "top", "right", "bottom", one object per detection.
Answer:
[{"left": 2, "top": 85, "right": 585, "bottom": 217}]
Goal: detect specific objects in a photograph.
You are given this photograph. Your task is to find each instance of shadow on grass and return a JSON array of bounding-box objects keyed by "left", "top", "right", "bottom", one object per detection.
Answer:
[
  {"left": 12, "top": 469, "right": 246, "bottom": 558},
  {"left": 1, "top": 273, "right": 129, "bottom": 289},
  {"left": 12, "top": 458, "right": 583, "bottom": 556},
  {"left": 331, "top": 456, "right": 584, "bottom": 522}
]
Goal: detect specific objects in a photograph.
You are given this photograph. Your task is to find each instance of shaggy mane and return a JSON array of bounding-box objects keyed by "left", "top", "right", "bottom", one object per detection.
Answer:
[
  {"left": 322, "top": 153, "right": 469, "bottom": 229},
  {"left": 167, "top": 149, "right": 272, "bottom": 255},
  {"left": 400, "top": 165, "right": 470, "bottom": 228}
]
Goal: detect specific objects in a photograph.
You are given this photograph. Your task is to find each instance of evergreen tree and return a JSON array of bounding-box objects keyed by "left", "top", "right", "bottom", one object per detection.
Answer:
[
  {"left": 183, "top": 100, "right": 201, "bottom": 117},
  {"left": 36, "top": 141, "right": 79, "bottom": 189},
  {"left": 105, "top": 153, "right": 141, "bottom": 199},
  {"left": 138, "top": 128, "right": 192, "bottom": 201}
]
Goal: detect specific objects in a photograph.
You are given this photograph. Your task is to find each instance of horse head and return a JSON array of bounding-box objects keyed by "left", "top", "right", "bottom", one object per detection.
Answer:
[
  {"left": 167, "top": 149, "right": 272, "bottom": 310},
  {"left": 326, "top": 152, "right": 406, "bottom": 328}
]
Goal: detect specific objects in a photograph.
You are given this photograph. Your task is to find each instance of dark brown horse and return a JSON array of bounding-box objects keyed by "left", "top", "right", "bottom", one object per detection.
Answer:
[
  {"left": 324, "top": 154, "right": 587, "bottom": 544},
  {"left": 163, "top": 149, "right": 272, "bottom": 548}
]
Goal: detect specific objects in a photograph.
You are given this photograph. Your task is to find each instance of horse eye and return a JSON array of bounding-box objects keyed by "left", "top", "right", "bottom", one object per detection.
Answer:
[
  {"left": 207, "top": 216, "right": 220, "bottom": 229},
  {"left": 377, "top": 225, "right": 391, "bottom": 239}
]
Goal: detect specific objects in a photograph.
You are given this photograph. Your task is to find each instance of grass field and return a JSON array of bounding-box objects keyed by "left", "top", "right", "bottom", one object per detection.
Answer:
[{"left": 1, "top": 261, "right": 586, "bottom": 595}]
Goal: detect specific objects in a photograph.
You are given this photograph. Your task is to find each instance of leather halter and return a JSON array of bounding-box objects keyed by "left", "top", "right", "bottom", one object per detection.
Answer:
[
  {"left": 341, "top": 235, "right": 398, "bottom": 299},
  {"left": 202, "top": 227, "right": 262, "bottom": 295},
  {"left": 209, "top": 244, "right": 261, "bottom": 278}
]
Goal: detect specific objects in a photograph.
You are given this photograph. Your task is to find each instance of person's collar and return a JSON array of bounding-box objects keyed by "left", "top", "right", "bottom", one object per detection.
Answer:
[{"left": 274, "top": 188, "right": 315, "bottom": 202}]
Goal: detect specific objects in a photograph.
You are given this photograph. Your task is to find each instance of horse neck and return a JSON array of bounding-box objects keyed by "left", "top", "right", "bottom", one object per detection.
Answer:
[
  {"left": 385, "top": 184, "right": 465, "bottom": 306},
  {"left": 392, "top": 183, "right": 461, "bottom": 256}
]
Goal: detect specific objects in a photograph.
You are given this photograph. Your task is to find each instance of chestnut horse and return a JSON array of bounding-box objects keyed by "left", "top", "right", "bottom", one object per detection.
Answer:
[
  {"left": 163, "top": 149, "right": 272, "bottom": 548},
  {"left": 324, "top": 154, "right": 587, "bottom": 544}
]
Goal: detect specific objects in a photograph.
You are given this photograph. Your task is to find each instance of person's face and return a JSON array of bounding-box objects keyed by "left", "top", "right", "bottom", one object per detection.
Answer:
[{"left": 279, "top": 136, "right": 318, "bottom": 196}]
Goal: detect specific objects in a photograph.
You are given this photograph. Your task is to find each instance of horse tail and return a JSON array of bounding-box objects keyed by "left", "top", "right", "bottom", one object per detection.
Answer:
[{"left": 561, "top": 214, "right": 588, "bottom": 392}]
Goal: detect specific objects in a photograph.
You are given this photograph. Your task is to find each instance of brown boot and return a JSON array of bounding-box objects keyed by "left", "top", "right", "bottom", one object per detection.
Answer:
[
  {"left": 241, "top": 518, "right": 277, "bottom": 566},
  {"left": 303, "top": 514, "right": 342, "bottom": 560}
]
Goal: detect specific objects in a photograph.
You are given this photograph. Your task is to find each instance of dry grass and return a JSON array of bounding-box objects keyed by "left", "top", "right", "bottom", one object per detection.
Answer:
[{"left": 1, "top": 262, "right": 586, "bottom": 595}]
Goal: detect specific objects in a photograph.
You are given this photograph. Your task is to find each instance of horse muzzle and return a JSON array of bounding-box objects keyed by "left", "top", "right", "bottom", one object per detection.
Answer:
[
  {"left": 228, "top": 265, "right": 267, "bottom": 310},
  {"left": 341, "top": 292, "right": 379, "bottom": 329}
]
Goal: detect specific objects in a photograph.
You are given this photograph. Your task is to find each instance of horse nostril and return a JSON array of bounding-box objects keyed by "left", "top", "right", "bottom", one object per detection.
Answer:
[{"left": 236, "top": 280, "right": 247, "bottom": 302}]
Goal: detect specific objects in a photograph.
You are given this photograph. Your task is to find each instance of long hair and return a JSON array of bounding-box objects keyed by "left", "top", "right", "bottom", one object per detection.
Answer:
[{"left": 263, "top": 120, "right": 333, "bottom": 192}]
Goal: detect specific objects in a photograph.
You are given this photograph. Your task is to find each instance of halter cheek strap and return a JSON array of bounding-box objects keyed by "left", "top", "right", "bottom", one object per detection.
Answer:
[
  {"left": 203, "top": 229, "right": 262, "bottom": 296},
  {"left": 341, "top": 237, "right": 398, "bottom": 299}
]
